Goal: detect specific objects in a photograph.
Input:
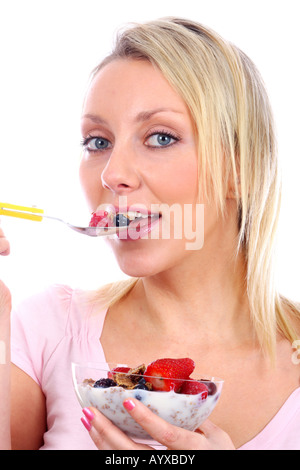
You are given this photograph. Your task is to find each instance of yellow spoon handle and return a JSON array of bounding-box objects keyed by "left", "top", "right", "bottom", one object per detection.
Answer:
[{"left": 0, "top": 202, "right": 44, "bottom": 222}]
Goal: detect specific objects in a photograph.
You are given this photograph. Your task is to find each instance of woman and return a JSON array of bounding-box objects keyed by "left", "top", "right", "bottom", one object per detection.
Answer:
[{"left": 1, "top": 17, "right": 300, "bottom": 450}]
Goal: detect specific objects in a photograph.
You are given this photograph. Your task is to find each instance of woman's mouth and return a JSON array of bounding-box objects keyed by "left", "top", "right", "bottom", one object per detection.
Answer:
[{"left": 89, "top": 208, "right": 161, "bottom": 240}]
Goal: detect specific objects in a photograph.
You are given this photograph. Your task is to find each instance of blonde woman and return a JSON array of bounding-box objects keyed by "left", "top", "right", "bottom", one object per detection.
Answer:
[{"left": 1, "top": 17, "right": 300, "bottom": 450}]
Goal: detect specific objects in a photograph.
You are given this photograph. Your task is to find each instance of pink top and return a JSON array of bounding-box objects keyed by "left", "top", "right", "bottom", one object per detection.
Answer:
[{"left": 11, "top": 284, "right": 300, "bottom": 450}]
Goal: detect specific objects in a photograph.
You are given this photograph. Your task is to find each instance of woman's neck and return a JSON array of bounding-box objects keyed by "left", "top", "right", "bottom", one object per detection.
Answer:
[{"left": 128, "top": 248, "right": 253, "bottom": 347}]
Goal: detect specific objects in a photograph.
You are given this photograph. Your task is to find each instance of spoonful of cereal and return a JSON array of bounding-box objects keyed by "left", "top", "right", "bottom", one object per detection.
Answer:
[{"left": 0, "top": 202, "right": 137, "bottom": 237}]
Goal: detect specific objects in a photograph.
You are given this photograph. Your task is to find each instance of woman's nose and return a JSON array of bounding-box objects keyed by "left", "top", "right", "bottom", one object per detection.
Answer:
[{"left": 101, "top": 144, "right": 141, "bottom": 194}]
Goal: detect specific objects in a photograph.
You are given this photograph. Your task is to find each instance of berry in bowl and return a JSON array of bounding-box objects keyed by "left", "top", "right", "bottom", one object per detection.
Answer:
[{"left": 72, "top": 358, "right": 223, "bottom": 440}]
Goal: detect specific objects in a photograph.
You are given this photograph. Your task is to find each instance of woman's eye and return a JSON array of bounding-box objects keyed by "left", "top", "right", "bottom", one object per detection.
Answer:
[
  {"left": 83, "top": 137, "right": 111, "bottom": 151},
  {"left": 145, "top": 133, "right": 178, "bottom": 148}
]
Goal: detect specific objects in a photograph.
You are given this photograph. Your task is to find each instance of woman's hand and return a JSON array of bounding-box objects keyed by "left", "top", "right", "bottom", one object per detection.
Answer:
[
  {"left": 0, "top": 223, "right": 11, "bottom": 321},
  {"left": 0, "top": 222, "right": 11, "bottom": 450},
  {"left": 81, "top": 398, "right": 235, "bottom": 450},
  {"left": 0, "top": 222, "right": 11, "bottom": 317},
  {"left": 0, "top": 223, "right": 10, "bottom": 257}
]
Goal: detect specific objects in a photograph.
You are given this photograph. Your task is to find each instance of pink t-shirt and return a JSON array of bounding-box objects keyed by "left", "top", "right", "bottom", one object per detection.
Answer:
[{"left": 11, "top": 284, "right": 300, "bottom": 450}]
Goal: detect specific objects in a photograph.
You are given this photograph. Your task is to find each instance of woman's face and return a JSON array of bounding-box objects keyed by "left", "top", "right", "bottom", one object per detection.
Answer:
[{"left": 80, "top": 59, "right": 217, "bottom": 277}]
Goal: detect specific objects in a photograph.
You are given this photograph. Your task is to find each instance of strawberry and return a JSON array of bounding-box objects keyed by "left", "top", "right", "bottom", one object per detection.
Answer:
[
  {"left": 107, "top": 366, "right": 131, "bottom": 380},
  {"left": 144, "top": 358, "right": 195, "bottom": 392},
  {"left": 180, "top": 379, "right": 208, "bottom": 398}
]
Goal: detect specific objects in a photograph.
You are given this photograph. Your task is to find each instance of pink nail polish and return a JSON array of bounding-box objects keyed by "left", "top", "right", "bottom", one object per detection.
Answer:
[
  {"left": 82, "top": 407, "right": 95, "bottom": 421},
  {"left": 123, "top": 399, "right": 136, "bottom": 411},
  {"left": 81, "top": 416, "right": 92, "bottom": 432}
]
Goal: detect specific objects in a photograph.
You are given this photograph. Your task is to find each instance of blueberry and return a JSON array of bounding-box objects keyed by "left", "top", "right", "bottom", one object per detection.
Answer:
[
  {"left": 114, "top": 214, "right": 130, "bottom": 227},
  {"left": 134, "top": 393, "right": 143, "bottom": 401},
  {"left": 93, "top": 378, "right": 116, "bottom": 388},
  {"left": 133, "top": 383, "right": 148, "bottom": 390},
  {"left": 138, "top": 377, "right": 146, "bottom": 385}
]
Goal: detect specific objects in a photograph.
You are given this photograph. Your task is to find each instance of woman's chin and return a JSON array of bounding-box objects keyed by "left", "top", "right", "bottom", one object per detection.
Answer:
[
  {"left": 109, "top": 236, "right": 188, "bottom": 278},
  {"left": 117, "top": 259, "right": 161, "bottom": 278},
  {"left": 112, "top": 247, "right": 166, "bottom": 278}
]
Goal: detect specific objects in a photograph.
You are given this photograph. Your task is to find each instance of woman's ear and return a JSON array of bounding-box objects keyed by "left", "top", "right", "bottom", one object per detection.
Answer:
[{"left": 226, "top": 173, "right": 241, "bottom": 200}]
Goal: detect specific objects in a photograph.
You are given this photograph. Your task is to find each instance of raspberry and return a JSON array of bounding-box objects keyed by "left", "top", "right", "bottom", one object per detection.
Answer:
[
  {"left": 89, "top": 211, "right": 109, "bottom": 227},
  {"left": 180, "top": 379, "right": 208, "bottom": 398},
  {"left": 107, "top": 366, "right": 131, "bottom": 380}
]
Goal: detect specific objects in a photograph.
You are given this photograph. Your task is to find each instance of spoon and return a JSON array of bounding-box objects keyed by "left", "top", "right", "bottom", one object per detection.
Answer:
[{"left": 0, "top": 202, "right": 128, "bottom": 237}]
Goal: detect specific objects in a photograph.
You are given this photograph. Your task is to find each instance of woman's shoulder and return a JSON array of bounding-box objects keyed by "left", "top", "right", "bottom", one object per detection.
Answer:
[
  {"left": 11, "top": 283, "right": 94, "bottom": 332},
  {"left": 12, "top": 284, "right": 74, "bottom": 316},
  {"left": 13, "top": 281, "right": 111, "bottom": 321}
]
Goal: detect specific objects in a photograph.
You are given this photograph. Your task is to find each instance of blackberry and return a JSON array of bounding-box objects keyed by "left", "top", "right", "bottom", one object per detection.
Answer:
[{"left": 93, "top": 378, "right": 117, "bottom": 388}]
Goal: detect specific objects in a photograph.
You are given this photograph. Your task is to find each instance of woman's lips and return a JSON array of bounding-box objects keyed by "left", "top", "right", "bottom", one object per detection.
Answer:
[{"left": 89, "top": 207, "right": 161, "bottom": 239}]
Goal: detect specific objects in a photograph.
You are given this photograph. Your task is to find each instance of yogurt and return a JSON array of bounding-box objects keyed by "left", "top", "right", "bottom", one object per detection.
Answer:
[{"left": 77, "top": 382, "right": 221, "bottom": 439}]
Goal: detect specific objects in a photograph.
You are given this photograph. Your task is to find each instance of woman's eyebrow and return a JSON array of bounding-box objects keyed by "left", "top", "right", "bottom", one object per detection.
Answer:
[
  {"left": 81, "top": 113, "right": 107, "bottom": 124},
  {"left": 134, "top": 107, "right": 184, "bottom": 122},
  {"left": 82, "top": 108, "right": 183, "bottom": 125}
]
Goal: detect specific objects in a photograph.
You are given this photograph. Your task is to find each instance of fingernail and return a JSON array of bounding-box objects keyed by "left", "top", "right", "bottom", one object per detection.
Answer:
[
  {"left": 81, "top": 416, "right": 92, "bottom": 432},
  {"left": 82, "top": 407, "right": 95, "bottom": 421},
  {"left": 123, "top": 399, "right": 136, "bottom": 411}
]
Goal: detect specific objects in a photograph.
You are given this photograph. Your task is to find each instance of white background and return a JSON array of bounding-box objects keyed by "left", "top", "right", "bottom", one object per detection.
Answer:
[{"left": 0, "top": 0, "right": 299, "bottom": 306}]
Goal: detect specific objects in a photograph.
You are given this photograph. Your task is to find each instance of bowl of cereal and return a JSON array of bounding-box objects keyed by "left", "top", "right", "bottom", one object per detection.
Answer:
[{"left": 72, "top": 358, "right": 223, "bottom": 440}]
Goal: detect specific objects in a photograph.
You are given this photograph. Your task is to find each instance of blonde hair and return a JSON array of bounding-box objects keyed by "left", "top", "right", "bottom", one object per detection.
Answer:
[{"left": 90, "top": 17, "right": 300, "bottom": 360}]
